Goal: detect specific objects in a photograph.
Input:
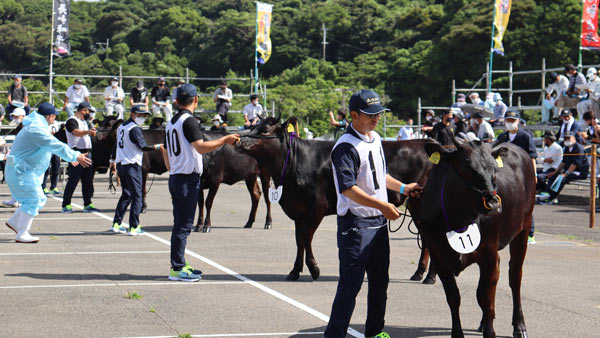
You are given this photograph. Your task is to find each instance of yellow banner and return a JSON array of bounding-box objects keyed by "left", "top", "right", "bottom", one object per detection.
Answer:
[
  {"left": 256, "top": 2, "right": 273, "bottom": 64},
  {"left": 493, "top": 0, "right": 511, "bottom": 55}
]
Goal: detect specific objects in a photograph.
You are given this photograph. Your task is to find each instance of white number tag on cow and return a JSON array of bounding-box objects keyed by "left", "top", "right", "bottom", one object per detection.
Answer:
[
  {"left": 446, "top": 223, "right": 481, "bottom": 254},
  {"left": 269, "top": 185, "right": 283, "bottom": 203}
]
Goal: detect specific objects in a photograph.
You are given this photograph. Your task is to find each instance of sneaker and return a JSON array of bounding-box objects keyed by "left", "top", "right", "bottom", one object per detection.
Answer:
[
  {"left": 128, "top": 226, "right": 145, "bottom": 236},
  {"left": 168, "top": 266, "right": 202, "bottom": 282},
  {"left": 2, "top": 200, "right": 19, "bottom": 207},
  {"left": 185, "top": 262, "right": 202, "bottom": 275},
  {"left": 369, "top": 332, "right": 390, "bottom": 338},
  {"left": 43, "top": 188, "right": 51, "bottom": 195},
  {"left": 83, "top": 204, "right": 99, "bottom": 213},
  {"left": 111, "top": 222, "right": 126, "bottom": 233},
  {"left": 535, "top": 192, "right": 550, "bottom": 201},
  {"left": 538, "top": 200, "right": 553, "bottom": 205},
  {"left": 51, "top": 188, "right": 61, "bottom": 195},
  {"left": 61, "top": 205, "right": 73, "bottom": 213},
  {"left": 528, "top": 236, "right": 536, "bottom": 245}
]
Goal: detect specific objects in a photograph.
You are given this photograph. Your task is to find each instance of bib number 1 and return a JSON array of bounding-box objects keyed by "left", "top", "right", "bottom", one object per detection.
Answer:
[{"left": 446, "top": 223, "right": 481, "bottom": 254}]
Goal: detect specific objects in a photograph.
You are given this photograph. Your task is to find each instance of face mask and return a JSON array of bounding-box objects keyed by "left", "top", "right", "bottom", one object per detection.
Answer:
[
  {"left": 564, "top": 140, "right": 574, "bottom": 147},
  {"left": 89, "top": 113, "right": 95, "bottom": 120},
  {"left": 505, "top": 121, "right": 518, "bottom": 131},
  {"left": 111, "top": 81, "right": 118, "bottom": 87},
  {"left": 134, "top": 116, "right": 146, "bottom": 125},
  {"left": 470, "top": 119, "right": 478, "bottom": 127},
  {"left": 426, "top": 116, "right": 432, "bottom": 122},
  {"left": 158, "top": 83, "right": 164, "bottom": 87},
  {"left": 213, "top": 121, "right": 220, "bottom": 127},
  {"left": 74, "top": 84, "right": 81, "bottom": 89},
  {"left": 563, "top": 117, "right": 571, "bottom": 123}
]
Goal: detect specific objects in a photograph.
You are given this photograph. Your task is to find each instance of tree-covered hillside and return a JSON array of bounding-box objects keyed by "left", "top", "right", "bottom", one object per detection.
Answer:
[{"left": 0, "top": 0, "right": 595, "bottom": 135}]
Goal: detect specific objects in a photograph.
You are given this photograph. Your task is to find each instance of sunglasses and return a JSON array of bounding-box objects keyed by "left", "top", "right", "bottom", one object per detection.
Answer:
[{"left": 360, "top": 112, "right": 383, "bottom": 119}]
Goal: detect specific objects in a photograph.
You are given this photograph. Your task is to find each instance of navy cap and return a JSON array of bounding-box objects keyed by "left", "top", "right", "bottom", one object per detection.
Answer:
[
  {"left": 131, "top": 104, "right": 150, "bottom": 114},
  {"left": 349, "top": 89, "right": 389, "bottom": 115},
  {"left": 563, "top": 130, "right": 575, "bottom": 138},
  {"left": 549, "top": 72, "right": 559, "bottom": 83},
  {"left": 560, "top": 109, "right": 572, "bottom": 117},
  {"left": 37, "top": 102, "right": 57, "bottom": 115},
  {"left": 457, "top": 93, "right": 466, "bottom": 99},
  {"left": 505, "top": 110, "right": 520, "bottom": 119},
  {"left": 77, "top": 102, "right": 96, "bottom": 112},
  {"left": 111, "top": 76, "right": 118, "bottom": 81},
  {"left": 157, "top": 77, "right": 165, "bottom": 82},
  {"left": 176, "top": 83, "right": 198, "bottom": 102}
]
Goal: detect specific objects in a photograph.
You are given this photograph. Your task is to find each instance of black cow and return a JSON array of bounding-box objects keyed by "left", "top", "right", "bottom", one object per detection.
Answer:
[
  {"left": 412, "top": 139, "right": 534, "bottom": 338},
  {"left": 236, "top": 116, "right": 432, "bottom": 280},
  {"left": 95, "top": 121, "right": 272, "bottom": 230}
]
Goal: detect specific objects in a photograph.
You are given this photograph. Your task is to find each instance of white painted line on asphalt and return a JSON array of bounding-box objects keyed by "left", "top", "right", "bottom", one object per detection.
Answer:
[
  {"left": 0, "top": 281, "right": 244, "bottom": 290},
  {"left": 121, "top": 332, "right": 324, "bottom": 338},
  {"left": 0, "top": 250, "right": 169, "bottom": 256},
  {"left": 0, "top": 217, "right": 97, "bottom": 221},
  {"left": 0, "top": 231, "right": 104, "bottom": 236},
  {"left": 48, "top": 196, "right": 364, "bottom": 338}
]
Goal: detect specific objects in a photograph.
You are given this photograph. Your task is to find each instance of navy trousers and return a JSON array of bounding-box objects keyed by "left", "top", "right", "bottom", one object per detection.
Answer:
[
  {"left": 113, "top": 163, "right": 143, "bottom": 228},
  {"left": 42, "top": 155, "right": 60, "bottom": 190},
  {"left": 169, "top": 173, "right": 200, "bottom": 270},
  {"left": 325, "top": 213, "right": 390, "bottom": 338},
  {"left": 62, "top": 152, "right": 94, "bottom": 208}
]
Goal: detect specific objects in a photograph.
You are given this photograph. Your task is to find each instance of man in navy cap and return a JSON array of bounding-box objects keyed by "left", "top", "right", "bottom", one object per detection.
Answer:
[
  {"left": 161, "top": 83, "right": 240, "bottom": 282},
  {"left": 109, "top": 105, "right": 162, "bottom": 235},
  {"left": 151, "top": 77, "right": 173, "bottom": 121},
  {"left": 325, "top": 89, "right": 422, "bottom": 338},
  {"left": 557, "top": 109, "right": 582, "bottom": 144},
  {"left": 5, "top": 102, "right": 91, "bottom": 243},
  {"left": 494, "top": 109, "right": 538, "bottom": 243}
]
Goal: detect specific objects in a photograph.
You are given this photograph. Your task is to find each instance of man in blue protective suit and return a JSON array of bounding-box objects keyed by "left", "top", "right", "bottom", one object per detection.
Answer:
[{"left": 4, "top": 102, "right": 91, "bottom": 243}]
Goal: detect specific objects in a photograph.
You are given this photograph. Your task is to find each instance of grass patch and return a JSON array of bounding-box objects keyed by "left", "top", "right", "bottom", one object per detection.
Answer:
[
  {"left": 149, "top": 307, "right": 156, "bottom": 313},
  {"left": 124, "top": 291, "right": 142, "bottom": 300},
  {"left": 559, "top": 234, "right": 578, "bottom": 241},
  {"left": 49, "top": 236, "right": 58, "bottom": 240},
  {"left": 177, "top": 334, "right": 192, "bottom": 338}
]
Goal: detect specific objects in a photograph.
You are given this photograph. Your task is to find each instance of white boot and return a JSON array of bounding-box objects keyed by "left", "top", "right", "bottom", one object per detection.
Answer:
[
  {"left": 5, "top": 208, "right": 22, "bottom": 233},
  {"left": 2, "top": 197, "right": 19, "bottom": 207},
  {"left": 15, "top": 211, "right": 38, "bottom": 243}
]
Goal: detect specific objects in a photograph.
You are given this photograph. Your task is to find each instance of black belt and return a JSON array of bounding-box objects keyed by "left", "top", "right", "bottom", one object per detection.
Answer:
[{"left": 73, "top": 148, "right": 92, "bottom": 152}]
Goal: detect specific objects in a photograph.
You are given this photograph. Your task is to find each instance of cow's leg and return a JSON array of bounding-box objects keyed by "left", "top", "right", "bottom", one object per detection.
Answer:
[
  {"left": 410, "top": 246, "right": 428, "bottom": 281},
  {"left": 508, "top": 229, "right": 529, "bottom": 338},
  {"left": 141, "top": 171, "right": 148, "bottom": 213},
  {"left": 243, "top": 175, "right": 260, "bottom": 228},
  {"left": 259, "top": 168, "right": 272, "bottom": 229},
  {"left": 202, "top": 186, "right": 219, "bottom": 233},
  {"left": 287, "top": 220, "right": 305, "bottom": 281},
  {"left": 476, "top": 250, "right": 501, "bottom": 338},
  {"left": 194, "top": 189, "right": 205, "bottom": 232},
  {"left": 423, "top": 261, "right": 437, "bottom": 284},
  {"left": 303, "top": 215, "right": 324, "bottom": 280},
  {"left": 437, "top": 267, "right": 464, "bottom": 338}
]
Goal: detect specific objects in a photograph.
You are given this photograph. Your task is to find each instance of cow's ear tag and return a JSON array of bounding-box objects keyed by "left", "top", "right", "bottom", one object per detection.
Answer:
[
  {"left": 268, "top": 180, "right": 283, "bottom": 203},
  {"left": 287, "top": 124, "right": 295, "bottom": 133},
  {"left": 496, "top": 156, "right": 504, "bottom": 168},
  {"left": 429, "top": 152, "right": 441, "bottom": 165},
  {"left": 446, "top": 223, "right": 481, "bottom": 254}
]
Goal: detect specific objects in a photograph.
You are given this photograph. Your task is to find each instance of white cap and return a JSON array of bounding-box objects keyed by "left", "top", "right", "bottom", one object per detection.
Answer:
[
  {"left": 211, "top": 114, "right": 223, "bottom": 123},
  {"left": 493, "top": 93, "right": 502, "bottom": 102},
  {"left": 587, "top": 67, "right": 598, "bottom": 79},
  {"left": 11, "top": 108, "right": 25, "bottom": 116},
  {"left": 464, "top": 132, "right": 480, "bottom": 142}
]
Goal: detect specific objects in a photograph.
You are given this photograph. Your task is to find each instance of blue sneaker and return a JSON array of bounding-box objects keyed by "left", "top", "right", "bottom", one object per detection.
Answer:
[
  {"left": 61, "top": 205, "right": 73, "bottom": 213},
  {"left": 51, "top": 188, "right": 61, "bottom": 195},
  {"left": 83, "top": 204, "right": 99, "bottom": 213},
  {"left": 168, "top": 265, "right": 202, "bottom": 282},
  {"left": 43, "top": 188, "right": 51, "bottom": 195},
  {"left": 128, "top": 226, "right": 145, "bottom": 236},
  {"left": 111, "top": 222, "right": 126, "bottom": 234}
]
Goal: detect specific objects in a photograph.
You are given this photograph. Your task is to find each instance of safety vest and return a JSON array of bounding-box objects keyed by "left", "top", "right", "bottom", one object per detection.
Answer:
[
  {"left": 65, "top": 116, "right": 92, "bottom": 149},
  {"left": 115, "top": 121, "right": 143, "bottom": 166},
  {"left": 165, "top": 113, "right": 202, "bottom": 175}
]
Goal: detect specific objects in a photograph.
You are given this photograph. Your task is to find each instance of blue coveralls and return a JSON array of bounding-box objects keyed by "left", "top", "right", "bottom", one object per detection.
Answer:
[{"left": 5, "top": 113, "right": 79, "bottom": 216}]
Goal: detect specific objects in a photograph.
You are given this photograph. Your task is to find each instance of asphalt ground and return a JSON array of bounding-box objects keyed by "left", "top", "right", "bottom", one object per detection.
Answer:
[{"left": 0, "top": 174, "right": 599, "bottom": 338}]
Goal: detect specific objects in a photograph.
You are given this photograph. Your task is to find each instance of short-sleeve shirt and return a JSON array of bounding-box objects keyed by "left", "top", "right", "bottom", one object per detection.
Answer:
[
  {"left": 213, "top": 88, "right": 233, "bottom": 102},
  {"left": 8, "top": 84, "right": 27, "bottom": 102},
  {"left": 65, "top": 85, "right": 90, "bottom": 104},
  {"left": 242, "top": 103, "right": 263, "bottom": 120},
  {"left": 103, "top": 86, "right": 125, "bottom": 102},
  {"left": 130, "top": 87, "right": 148, "bottom": 104},
  {"left": 397, "top": 127, "right": 414, "bottom": 140},
  {"left": 151, "top": 86, "right": 170, "bottom": 102},
  {"left": 165, "top": 110, "right": 203, "bottom": 145}
]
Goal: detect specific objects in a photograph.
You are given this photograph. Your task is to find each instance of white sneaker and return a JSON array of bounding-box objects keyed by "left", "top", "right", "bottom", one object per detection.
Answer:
[{"left": 2, "top": 199, "right": 19, "bottom": 207}]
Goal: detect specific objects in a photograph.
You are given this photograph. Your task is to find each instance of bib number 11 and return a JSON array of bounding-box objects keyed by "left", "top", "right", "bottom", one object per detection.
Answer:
[{"left": 446, "top": 223, "right": 481, "bottom": 254}]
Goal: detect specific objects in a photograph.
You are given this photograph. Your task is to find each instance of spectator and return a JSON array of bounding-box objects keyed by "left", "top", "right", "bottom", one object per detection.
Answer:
[
  {"left": 0, "top": 105, "right": 5, "bottom": 122},
  {"left": 451, "top": 93, "right": 466, "bottom": 108},
  {"left": 557, "top": 109, "right": 582, "bottom": 144},
  {"left": 576, "top": 68, "right": 600, "bottom": 121},
  {"left": 151, "top": 77, "right": 173, "bottom": 121},
  {"left": 537, "top": 131, "right": 562, "bottom": 191},
  {"left": 580, "top": 111, "right": 600, "bottom": 185},
  {"left": 149, "top": 117, "right": 165, "bottom": 130},
  {"left": 42, "top": 119, "right": 62, "bottom": 195},
  {"left": 397, "top": 118, "right": 415, "bottom": 141},
  {"left": 542, "top": 71, "right": 570, "bottom": 124},
  {"left": 103, "top": 77, "right": 125, "bottom": 120},
  {"left": 242, "top": 94, "right": 263, "bottom": 129},
  {"left": 6, "top": 75, "right": 30, "bottom": 118},
  {"left": 469, "top": 92, "right": 485, "bottom": 106},
  {"left": 329, "top": 109, "right": 348, "bottom": 140},
  {"left": 431, "top": 110, "right": 454, "bottom": 146},
  {"left": 536, "top": 131, "right": 588, "bottom": 205},
  {"left": 452, "top": 110, "right": 468, "bottom": 137},
  {"left": 471, "top": 111, "right": 495, "bottom": 143},
  {"left": 557, "top": 64, "right": 586, "bottom": 111},
  {"left": 130, "top": 80, "right": 149, "bottom": 108},
  {"left": 172, "top": 79, "right": 186, "bottom": 110},
  {"left": 63, "top": 79, "right": 90, "bottom": 117},
  {"left": 491, "top": 93, "right": 507, "bottom": 125},
  {"left": 9, "top": 108, "right": 26, "bottom": 126},
  {"left": 213, "top": 80, "right": 233, "bottom": 124},
  {"left": 210, "top": 114, "right": 226, "bottom": 132},
  {"left": 421, "top": 109, "right": 435, "bottom": 137}
]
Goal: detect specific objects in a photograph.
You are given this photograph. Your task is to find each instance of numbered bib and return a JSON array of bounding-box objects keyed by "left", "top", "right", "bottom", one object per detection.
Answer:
[
  {"left": 268, "top": 185, "right": 283, "bottom": 203},
  {"left": 446, "top": 223, "right": 481, "bottom": 254}
]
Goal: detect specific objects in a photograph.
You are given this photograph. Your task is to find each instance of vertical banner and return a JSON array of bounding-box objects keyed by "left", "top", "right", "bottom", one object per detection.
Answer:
[
  {"left": 492, "top": 0, "right": 512, "bottom": 55},
  {"left": 53, "top": 0, "right": 71, "bottom": 57},
  {"left": 582, "top": 0, "right": 600, "bottom": 50},
  {"left": 256, "top": 2, "right": 273, "bottom": 64}
]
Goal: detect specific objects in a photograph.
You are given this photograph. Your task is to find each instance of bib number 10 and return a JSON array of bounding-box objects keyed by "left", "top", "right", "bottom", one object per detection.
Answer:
[{"left": 165, "top": 129, "right": 181, "bottom": 156}]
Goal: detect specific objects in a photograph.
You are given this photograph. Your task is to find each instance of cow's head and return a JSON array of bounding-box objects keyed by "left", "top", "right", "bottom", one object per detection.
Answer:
[
  {"left": 424, "top": 138, "right": 505, "bottom": 217},
  {"left": 235, "top": 114, "right": 288, "bottom": 163},
  {"left": 92, "top": 119, "right": 123, "bottom": 173}
]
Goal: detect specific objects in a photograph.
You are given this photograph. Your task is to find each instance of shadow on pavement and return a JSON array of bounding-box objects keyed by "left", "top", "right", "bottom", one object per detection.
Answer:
[
  {"left": 5, "top": 273, "right": 166, "bottom": 281},
  {"left": 291, "top": 326, "right": 508, "bottom": 338}
]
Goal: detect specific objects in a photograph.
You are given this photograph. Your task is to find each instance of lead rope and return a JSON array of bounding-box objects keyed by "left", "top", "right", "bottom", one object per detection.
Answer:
[
  {"left": 388, "top": 198, "right": 421, "bottom": 249},
  {"left": 279, "top": 132, "right": 296, "bottom": 186}
]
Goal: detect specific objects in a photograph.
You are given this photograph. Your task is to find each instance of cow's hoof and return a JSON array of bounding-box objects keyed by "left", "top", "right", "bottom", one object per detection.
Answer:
[
  {"left": 308, "top": 265, "right": 320, "bottom": 280},
  {"left": 410, "top": 271, "right": 423, "bottom": 281},
  {"left": 243, "top": 223, "right": 253, "bottom": 228},
  {"left": 194, "top": 225, "right": 201, "bottom": 232},
  {"left": 286, "top": 271, "right": 300, "bottom": 281},
  {"left": 513, "top": 329, "right": 528, "bottom": 338},
  {"left": 201, "top": 227, "right": 211, "bottom": 233},
  {"left": 451, "top": 329, "right": 465, "bottom": 338},
  {"left": 422, "top": 275, "right": 436, "bottom": 284},
  {"left": 264, "top": 223, "right": 272, "bottom": 230},
  {"left": 477, "top": 322, "right": 484, "bottom": 332}
]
